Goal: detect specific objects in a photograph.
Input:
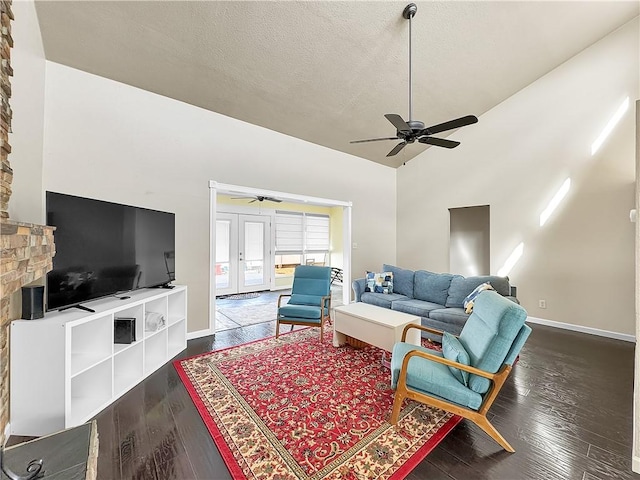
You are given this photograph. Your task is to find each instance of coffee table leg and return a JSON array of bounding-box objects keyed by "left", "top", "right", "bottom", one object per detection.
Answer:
[
  {"left": 381, "top": 351, "right": 391, "bottom": 369},
  {"left": 333, "top": 329, "right": 346, "bottom": 348}
]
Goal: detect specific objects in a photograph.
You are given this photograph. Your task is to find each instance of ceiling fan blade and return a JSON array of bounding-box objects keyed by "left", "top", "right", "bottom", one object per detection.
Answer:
[
  {"left": 350, "top": 137, "right": 398, "bottom": 144},
  {"left": 265, "top": 197, "right": 283, "bottom": 203},
  {"left": 419, "top": 136, "right": 461, "bottom": 149},
  {"left": 384, "top": 114, "right": 411, "bottom": 134},
  {"left": 248, "top": 199, "right": 257, "bottom": 203},
  {"left": 422, "top": 115, "right": 478, "bottom": 135},
  {"left": 386, "top": 142, "right": 407, "bottom": 157}
]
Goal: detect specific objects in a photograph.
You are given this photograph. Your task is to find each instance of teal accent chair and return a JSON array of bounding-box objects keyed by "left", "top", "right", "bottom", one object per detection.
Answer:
[
  {"left": 389, "top": 290, "right": 531, "bottom": 452},
  {"left": 276, "top": 265, "right": 332, "bottom": 341}
]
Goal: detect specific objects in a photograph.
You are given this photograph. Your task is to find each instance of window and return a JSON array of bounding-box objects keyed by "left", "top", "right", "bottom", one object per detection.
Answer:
[{"left": 275, "top": 212, "right": 330, "bottom": 273}]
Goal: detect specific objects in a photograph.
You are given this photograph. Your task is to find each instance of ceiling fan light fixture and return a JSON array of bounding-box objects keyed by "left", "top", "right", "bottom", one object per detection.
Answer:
[{"left": 349, "top": 3, "right": 478, "bottom": 159}]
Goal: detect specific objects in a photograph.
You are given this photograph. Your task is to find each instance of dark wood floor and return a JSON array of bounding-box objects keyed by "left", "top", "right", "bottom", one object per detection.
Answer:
[{"left": 81, "top": 322, "right": 639, "bottom": 479}]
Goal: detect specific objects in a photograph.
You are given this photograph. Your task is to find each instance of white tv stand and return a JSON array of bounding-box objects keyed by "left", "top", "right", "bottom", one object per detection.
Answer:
[{"left": 10, "top": 286, "right": 187, "bottom": 436}]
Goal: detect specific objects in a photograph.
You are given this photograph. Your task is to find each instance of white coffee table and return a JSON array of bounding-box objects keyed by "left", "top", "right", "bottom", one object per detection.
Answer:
[{"left": 332, "top": 303, "right": 422, "bottom": 357}]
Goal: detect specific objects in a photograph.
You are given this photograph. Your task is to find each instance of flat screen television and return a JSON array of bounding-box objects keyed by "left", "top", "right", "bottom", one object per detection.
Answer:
[{"left": 46, "top": 191, "right": 175, "bottom": 311}]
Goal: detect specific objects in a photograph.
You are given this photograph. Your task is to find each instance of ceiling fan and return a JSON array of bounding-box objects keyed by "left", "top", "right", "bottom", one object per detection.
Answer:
[
  {"left": 350, "top": 3, "right": 478, "bottom": 158},
  {"left": 232, "top": 195, "right": 283, "bottom": 204}
]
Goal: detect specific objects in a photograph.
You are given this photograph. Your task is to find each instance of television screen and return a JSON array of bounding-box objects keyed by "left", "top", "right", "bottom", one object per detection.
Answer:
[{"left": 46, "top": 191, "right": 175, "bottom": 311}]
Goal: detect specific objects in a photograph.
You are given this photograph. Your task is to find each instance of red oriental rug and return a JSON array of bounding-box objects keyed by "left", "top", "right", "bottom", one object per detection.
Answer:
[{"left": 174, "top": 329, "right": 461, "bottom": 480}]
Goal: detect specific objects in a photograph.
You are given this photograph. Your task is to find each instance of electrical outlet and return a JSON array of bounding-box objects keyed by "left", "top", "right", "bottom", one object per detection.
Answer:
[{"left": 538, "top": 299, "right": 547, "bottom": 309}]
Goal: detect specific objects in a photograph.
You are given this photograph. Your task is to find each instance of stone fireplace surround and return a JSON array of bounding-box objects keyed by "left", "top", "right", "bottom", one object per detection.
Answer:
[{"left": 0, "top": 0, "right": 56, "bottom": 444}]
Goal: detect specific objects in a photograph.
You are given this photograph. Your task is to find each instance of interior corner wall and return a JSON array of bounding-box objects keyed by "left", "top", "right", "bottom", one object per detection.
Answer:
[
  {"left": 8, "top": 0, "right": 46, "bottom": 224},
  {"left": 633, "top": 99, "right": 640, "bottom": 474},
  {"left": 41, "top": 62, "right": 396, "bottom": 332},
  {"left": 397, "top": 18, "right": 639, "bottom": 336}
]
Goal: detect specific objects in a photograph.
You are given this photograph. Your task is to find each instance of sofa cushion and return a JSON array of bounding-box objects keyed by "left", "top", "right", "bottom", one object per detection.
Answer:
[
  {"left": 391, "top": 342, "right": 482, "bottom": 410},
  {"left": 361, "top": 292, "right": 408, "bottom": 309},
  {"left": 391, "top": 299, "right": 443, "bottom": 318},
  {"left": 383, "top": 264, "right": 415, "bottom": 298},
  {"left": 445, "top": 275, "right": 510, "bottom": 308},
  {"left": 413, "top": 270, "right": 454, "bottom": 305},
  {"left": 442, "top": 332, "right": 470, "bottom": 386},
  {"left": 428, "top": 308, "right": 469, "bottom": 328},
  {"left": 278, "top": 304, "right": 323, "bottom": 320},
  {"left": 365, "top": 271, "right": 394, "bottom": 294}
]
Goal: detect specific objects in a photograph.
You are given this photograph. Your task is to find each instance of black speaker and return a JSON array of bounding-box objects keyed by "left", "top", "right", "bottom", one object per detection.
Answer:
[
  {"left": 21, "top": 285, "right": 44, "bottom": 320},
  {"left": 114, "top": 317, "right": 136, "bottom": 344}
]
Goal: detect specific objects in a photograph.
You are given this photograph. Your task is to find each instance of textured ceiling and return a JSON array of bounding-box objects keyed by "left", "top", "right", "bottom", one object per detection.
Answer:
[{"left": 35, "top": 1, "right": 639, "bottom": 168}]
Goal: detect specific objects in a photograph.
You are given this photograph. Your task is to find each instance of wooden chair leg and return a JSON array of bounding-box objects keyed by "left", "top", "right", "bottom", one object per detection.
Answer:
[
  {"left": 275, "top": 320, "right": 280, "bottom": 339},
  {"left": 474, "top": 415, "right": 515, "bottom": 453},
  {"left": 389, "top": 388, "right": 405, "bottom": 425}
]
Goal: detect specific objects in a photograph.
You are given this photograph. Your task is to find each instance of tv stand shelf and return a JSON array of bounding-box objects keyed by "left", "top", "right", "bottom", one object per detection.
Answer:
[{"left": 10, "top": 286, "right": 187, "bottom": 437}]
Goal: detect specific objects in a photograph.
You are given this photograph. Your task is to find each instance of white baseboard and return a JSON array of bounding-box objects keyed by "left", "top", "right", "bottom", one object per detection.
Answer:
[
  {"left": 526, "top": 316, "right": 635, "bottom": 343},
  {"left": 633, "top": 455, "right": 640, "bottom": 474},
  {"left": 186, "top": 328, "right": 214, "bottom": 340}
]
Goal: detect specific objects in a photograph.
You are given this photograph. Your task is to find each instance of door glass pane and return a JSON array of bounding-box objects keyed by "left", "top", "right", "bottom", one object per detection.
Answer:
[
  {"left": 244, "top": 222, "right": 264, "bottom": 286},
  {"left": 216, "top": 220, "right": 231, "bottom": 289}
]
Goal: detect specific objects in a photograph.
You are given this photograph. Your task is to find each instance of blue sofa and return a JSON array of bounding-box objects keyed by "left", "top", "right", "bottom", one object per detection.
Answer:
[{"left": 352, "top": 264, "right": 518, "bottom": 340}]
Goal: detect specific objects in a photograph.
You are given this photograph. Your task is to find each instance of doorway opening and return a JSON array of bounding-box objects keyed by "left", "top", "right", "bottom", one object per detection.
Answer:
[
  {"left": 449, "top": 205, "right": 490, "bottom": 276},
  {"left": 208, "top": 182, "right": 352, "bottom": 335}
]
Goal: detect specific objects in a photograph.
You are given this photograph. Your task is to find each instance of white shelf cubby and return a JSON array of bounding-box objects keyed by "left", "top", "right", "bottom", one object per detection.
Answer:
[
  {"left": 168, "top": 319, "right": 187, "bottom": 358},
  {"left": 114, "top": 342, "right": 144, "bottom": 397},
  {"left": 144, "top": 328, "right": 168, "bottom": 374},
  {"left": 70, "top": 314, "right": 113, "bottom": 376},
  {"left": 168, "top": 289, "right": 187, "bottom": 325},
  {"left": 69, "top": 357, "right": 113, "bottom": 427}
]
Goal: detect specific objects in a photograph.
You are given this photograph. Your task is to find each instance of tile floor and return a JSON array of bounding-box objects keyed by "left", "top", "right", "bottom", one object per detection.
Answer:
[{"left": 215, "top": 284, "right": 343, "bottom": 332}]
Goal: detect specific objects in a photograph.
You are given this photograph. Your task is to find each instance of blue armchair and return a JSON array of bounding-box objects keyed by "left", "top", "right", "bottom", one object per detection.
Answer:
[
  {"left": 389, "top": 290, "right": 531, "bottom": 452},
  {"left": 276, "top": 265, "right": 332, "bottom": 341}
]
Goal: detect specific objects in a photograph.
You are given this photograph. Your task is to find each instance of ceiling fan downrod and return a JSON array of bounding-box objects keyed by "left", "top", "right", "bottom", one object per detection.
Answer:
[
  {"left": 348, "top": 2, "right": 478, "bottom": 157},
  {"left": 403, "top": 3, "right": 417, "bottom": 123}
]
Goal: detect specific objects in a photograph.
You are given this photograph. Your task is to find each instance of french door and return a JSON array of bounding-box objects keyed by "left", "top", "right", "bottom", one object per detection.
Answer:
[{"left": 215, "top": 213, "right": 271, "bottom": 295}]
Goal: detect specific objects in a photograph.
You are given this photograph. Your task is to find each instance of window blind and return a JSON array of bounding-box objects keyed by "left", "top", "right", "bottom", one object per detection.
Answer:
[
  {"left": 305, "top": 214, "right": 330, "bottom": 252},
  {"left": 275, "top": 212, "right": 303, "bottom": 253}
]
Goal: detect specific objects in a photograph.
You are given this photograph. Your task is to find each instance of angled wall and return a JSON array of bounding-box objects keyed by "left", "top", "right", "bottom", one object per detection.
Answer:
[{"left": 397, "top": 18, "right": 639, "bottom": 337}]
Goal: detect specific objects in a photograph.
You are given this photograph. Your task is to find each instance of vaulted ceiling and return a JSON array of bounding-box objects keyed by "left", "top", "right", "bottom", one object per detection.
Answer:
[{"left": 35, "top": 1, "right": 639, "bottom": 168}]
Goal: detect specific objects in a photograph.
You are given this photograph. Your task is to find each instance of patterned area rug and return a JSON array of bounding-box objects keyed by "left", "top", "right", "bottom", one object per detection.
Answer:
[
  {"left": 174, "top": 329, "right": 461, "bottom": 479},
  {"left": 216, "top": 303, "right": 278, "bottom": 327}
]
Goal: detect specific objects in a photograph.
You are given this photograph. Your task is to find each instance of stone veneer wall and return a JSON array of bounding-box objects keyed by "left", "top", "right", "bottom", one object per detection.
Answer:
[
  {"left": 0, "top": 223, "right": 55, "bottom": 441},
  {"left": 0, "top": 0, "right": 56, "bottom": 443}
]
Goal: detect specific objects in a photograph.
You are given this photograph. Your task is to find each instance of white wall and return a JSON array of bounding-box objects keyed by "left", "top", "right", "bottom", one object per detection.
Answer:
[
  {"left": 42, "top": 63, "right": 396, "bottom": 332},
  {"left": 397, "top": 18, "right": 638, "bottom": 336},
  {"left": 9, "top": 0, "right": 46, "bottom": 224}
]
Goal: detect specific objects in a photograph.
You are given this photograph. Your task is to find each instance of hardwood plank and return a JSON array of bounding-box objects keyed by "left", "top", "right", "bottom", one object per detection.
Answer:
[
  {"left": 166, "top": 377, "right": 231, "bottom": 479},
  {"left": 115, "top": 385, "right": 158, "bottom": 480},
  {"left": 95, "top": 404, "right": 121, "bottom": 480}
]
